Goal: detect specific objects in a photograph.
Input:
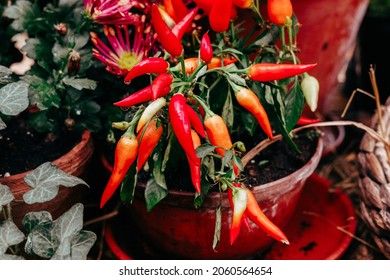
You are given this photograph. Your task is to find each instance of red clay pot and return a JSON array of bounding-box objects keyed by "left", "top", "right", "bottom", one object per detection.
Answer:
[
  {"left": 126, "top": 137, "right": 323, "bottom": 259},
  {"left": 0, "top": 130, "right": 94, "bottom": 229}
]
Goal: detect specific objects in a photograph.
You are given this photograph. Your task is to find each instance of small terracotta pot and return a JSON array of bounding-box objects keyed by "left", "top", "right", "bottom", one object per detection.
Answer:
[
  {"left": 0, "top": 130, "right": 94, "bottom": 228},
  {"left": 125, "top": 137, "right": 323, "bottom": 259}
]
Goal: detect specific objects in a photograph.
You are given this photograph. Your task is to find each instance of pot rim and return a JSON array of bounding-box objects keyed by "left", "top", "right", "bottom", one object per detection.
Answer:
[{"left": 158, "top": 134, "right": 324, "bottom": 199}]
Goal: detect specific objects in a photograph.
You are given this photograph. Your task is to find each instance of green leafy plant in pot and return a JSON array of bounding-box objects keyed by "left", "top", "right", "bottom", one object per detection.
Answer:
[{"left": 83, "top": 0, "right": 325, "bottom": 259}]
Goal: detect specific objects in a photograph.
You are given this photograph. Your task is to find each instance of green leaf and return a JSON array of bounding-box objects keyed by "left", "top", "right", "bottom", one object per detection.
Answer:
[
  {"left": 4, "top": 0, "right": 32, "bottom": 31},
  {"left": 195, "top": 143, "right": 216, "bottom": 158},
  {"left": 25, "top": 225, "right": 56, "bottom": 258},
  {"left": 221, "top": 87, "right": 234, "bottom": 130},
  {"left": 120, "top": 163, "right": 137, "bottom": 203},
  {"left": 212, "top": 202, "right": 222, "bottom": 251},
  {"left": 23, "top": 211, "right": 53, "bottom": 233},
  {"left": 23, "top": 162, "right": 89, "bottom": 204},
  {"left": 0, "top": 184, "right": 14, "bottom": 207},
  {"left": 0, "top": 221, "right": 25, "bottom": 254},
  {"left": 22, "top": 38, "right": 40, "bottom": 60},
  {"left": 65, "top": 230, "right": 97, "bottom": 260},
  {"left": 51, "top": 203, "right": 84, "bottom": 259},
  {"left": 144, "top": 178, "right": 168, "bottom": 212},
  {"left": 63, "top": 77, "right": 97, "bottom": 91},
  {"left": 0, "top": 82, "right": 29, "bottom": 116},
  {"left": 284, "top": 80, "right": 305, "bottom": 132},
  {"left": 227, "top": 73, "right": 246, "bottom": 87},
  {"left": 0, "top": 66, "right": 13, "bottom": 84}
]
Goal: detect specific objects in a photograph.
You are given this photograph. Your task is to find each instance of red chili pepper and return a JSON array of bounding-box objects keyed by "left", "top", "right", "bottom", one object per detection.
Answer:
[
  {"left": 113, "top": 85, "right": 170, "bottom": 107},
  {"left": 248, "top": 63, "right": 317, "bottom": 82},
  {"left": 234, "top": 86, "right": 273, "bottom": 139},
  {"left": 100, "top": 130, "right": 138, "bottom": 208},
  {"left": 209, "top": 0, "right": 232, "bottom": 32},
  {"left": 151, "top": 73, "right": 173, "bottom": 101},
  {"left": 244, "top": 188, "right": 289, "bottom": 244},
  {"left": 200, "top": 32, "right": 213, "bottom": 64},
  {"left": 124, "top": 57, "right": 169, "bottom": 84},
  {"left": 192, "top": 0, "right": 213, "bottom": 14},
  {"left": 172, "top": 7, "right": 199, "bottom": 41},
  {"left": 168, "top": 93, "right": 198, "bottom": 164},
  {"left": 186, "top": 104, "right": 206, "bottom": 138},
  {"left": 163, "top": 0, "right": 188, "bottom": 22},
  {"left": 267, "top": 0, "right": 293, "bottom": 25},
  {"left": 228, "top": 184, "right": 248, "bottom": 245},
  {"left": 233, "top": 0, "right": 253, "bottom": 9},
  {"left": 151, "top": 4, "right": 183, "bottom": 57},
  {"left": 296, "top": 115, "right": 321, "bottom": 125},
  {"left": 136, "top": 119, "right": 163, "bottom": 172},
  {"left": 186, "top": 129, "right": 202, "bottom": 194}
]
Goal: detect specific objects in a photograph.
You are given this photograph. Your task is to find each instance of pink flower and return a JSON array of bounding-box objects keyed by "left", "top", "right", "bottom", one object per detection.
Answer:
[
  {"left": 90, "top": 21, "right": 155, "bottom": 76},
  {"left": 84, "top": 0, "right": 144, "bottom": 25}
]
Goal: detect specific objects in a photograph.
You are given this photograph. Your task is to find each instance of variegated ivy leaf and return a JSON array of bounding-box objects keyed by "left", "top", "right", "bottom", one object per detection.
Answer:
[
  {"left": 52, "top": 203, "right": 84, "bottom": 255},
  {"left": 23, "top": 162, "right": 89, "bottom": 204},
  {"left": 0, "top": 65, "right": 13, "bottom": 84},
  {"left": 23, "top": 210, "right": 53, "bottom": 233},
  {"left": 67, "top": 230, "right": 97, "bottom": 260},
  {"left": 0, "top": 81, "right": 29, "bottom": 116},
  {"left": 0, "top": 221, "right": 25, "bottom": 254},
  {"left": 0, "top": 184, "right": 14, "bottom": 208},
  {"left": 25, "top": 225, "right": 57, "bottom": 259},
  {"left": 0, "top": 253, "right": 24, "bottom": 260}
]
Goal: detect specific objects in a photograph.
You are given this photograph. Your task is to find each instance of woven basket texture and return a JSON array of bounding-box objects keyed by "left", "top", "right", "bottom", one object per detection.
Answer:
[{"left": 358, "top": 98, "right": 390, "bottom": 259}]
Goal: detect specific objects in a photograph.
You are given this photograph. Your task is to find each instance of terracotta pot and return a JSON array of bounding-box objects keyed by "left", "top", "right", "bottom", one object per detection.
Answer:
[
  {"left": 291, "top": 0, "right": 369, "bottom": 115},
  {"left": 0, "top": 130, "right": 94, "bottom": 228},
  {"left": 125, "top": 136, "right": 323, "bottom": 259}
]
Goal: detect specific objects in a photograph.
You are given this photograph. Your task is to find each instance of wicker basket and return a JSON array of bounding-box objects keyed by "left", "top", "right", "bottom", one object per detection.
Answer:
[{"left": 358, "top": 98, "right": 390, "bottom": 259}]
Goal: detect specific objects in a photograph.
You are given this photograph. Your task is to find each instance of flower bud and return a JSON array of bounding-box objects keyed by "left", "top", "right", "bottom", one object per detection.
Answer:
[{"left": 301, "top": 74, "right": 319, "bottom": 112}]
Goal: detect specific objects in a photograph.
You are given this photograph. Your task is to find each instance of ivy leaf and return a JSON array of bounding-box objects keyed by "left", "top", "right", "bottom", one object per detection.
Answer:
[
  {"left": 0, "top": 184, "right": 14, "bottom": 208},
  {"left": 0, "top": 253, "right": 24, "bottom": 260},
  {"left": 23, "top": 162, "right": 89, "bottom": 204},
  {"left": 23, "top": 211, "right": 53, "bottom": 233},
  {"left": 51, "top": 203, "right": 84, "bottom": 259},
  {"left": 0, "top": 66, "right": 13, "bottom": 84},
  {"left": 63, "top": 77, "right": 97, "bottom": 91},
  {"left": 0, "top": 119, "right": 6, "bottom": 130},
  {"left": 65, "top": 230, "right": 97, "bottom": 260},
  {"left": 0, "top": 82, "right": 29, "bottom": 116},
  {"left": 25, "top": 225, "right": 56, "bottom": 258},
  {"left": 0, "top": 221, "right": 25, "bottom": 254},
  {"left": 144, "top": 178, "right": 168, "bottom": 212}
]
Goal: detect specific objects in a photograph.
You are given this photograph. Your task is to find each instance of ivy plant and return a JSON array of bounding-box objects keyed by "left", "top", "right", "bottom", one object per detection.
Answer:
[{"left": 0, "top": 162, "right": 96, "bottom": 260}]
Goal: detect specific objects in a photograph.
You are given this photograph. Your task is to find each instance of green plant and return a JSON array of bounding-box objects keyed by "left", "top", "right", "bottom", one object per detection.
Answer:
[{"left": 0, "top": 162, "right": 96, "bottom": 260}]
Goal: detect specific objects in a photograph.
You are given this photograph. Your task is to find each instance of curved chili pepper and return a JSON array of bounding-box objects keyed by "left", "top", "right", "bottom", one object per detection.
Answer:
[
  {"left": 136, "top": 119, "right": 163, "bottom": 172},
  {"left": 192, "top": 0, "right": 213, "bottom": 14},
  {"left": 186, "top": 129, "right": 202, "bottom": 194},
  {"left": 233, "top": 0, "right": 253, "bottom": 9},
  {"left": 100, "top": 130, "right": 138, "bottom": 208},
  {"left": 267, "top": 0, "right": 293, "bottom": 25},
  {"left": 234, "top": 85, "right": 273, "bottom": 139},
  {"left": 186, "top": 104, "right": 206, "bottom": 138},
  {"left": 113, "top": 85, "right": 170, "bottom": 107},
  {"left": 301, "top": 74, "right": 319, "bottom": 112},
  {"left": 168, "top": 93, "right": 198, "bottom": 164},
  {"left": 151, "top": 73, "right": 173, "bottom": 101},
  {"left": 208, "top": 57, "right": 238, "bottom": 69},
  {"left": 124, "top": 57, "right": 169, "bottom": 84},
  {"left": 151, "top": 4, "right": 183, "bottom": 57},
  {"left": 200, "top": 32, "right": 213, "bottom": 64},
  {"left": 228, "top": 184, "right": 247, "bottom": 245},
  {"left": 136, "top": 97, "right": 167, "bottom": 133},
  {"left": 244, "top": 188, "right": 289, "bottom": 244},
  {"left": 248, "top": 63, "right": 317, "bottom": 82},
  {"left": 209, "top": 0, "right": 232, "bottom": 32},
  {"left": 204, "top": 113, "right": 233, "bottom": 156},
  {"left": 172, "top": 7, "right": 199, "bottom": 41}
]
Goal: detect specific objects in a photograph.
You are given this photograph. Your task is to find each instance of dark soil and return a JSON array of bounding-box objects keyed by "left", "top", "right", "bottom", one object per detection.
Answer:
[
  {"left": 0, "top": 117, "right": 80, "bottom": 177},
  {"left": 243, "top": 131, "right": 319, "bottom": 187}
]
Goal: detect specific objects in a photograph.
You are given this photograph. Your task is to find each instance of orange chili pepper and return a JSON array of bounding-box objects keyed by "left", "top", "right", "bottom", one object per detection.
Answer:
[{"left": 267, "top": 0, "right": 293, "bottom": 25}]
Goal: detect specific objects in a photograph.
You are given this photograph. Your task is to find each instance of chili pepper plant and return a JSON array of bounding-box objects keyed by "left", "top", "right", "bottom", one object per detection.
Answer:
[{"left": 87, "top": 0, "right": 322, "bottom": 249}]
